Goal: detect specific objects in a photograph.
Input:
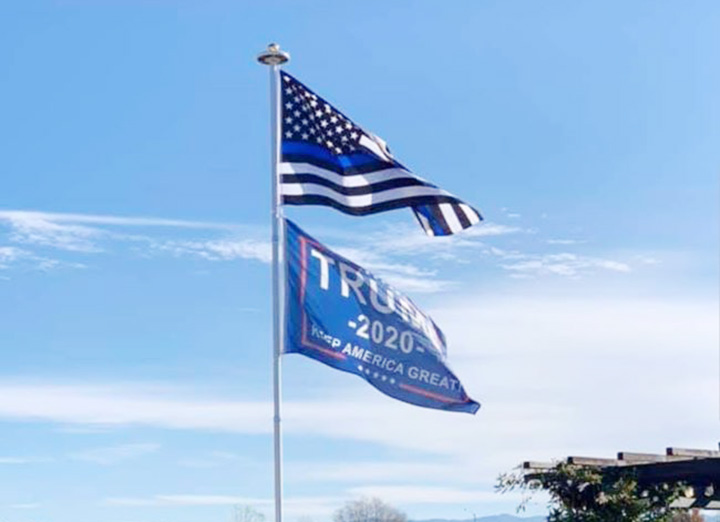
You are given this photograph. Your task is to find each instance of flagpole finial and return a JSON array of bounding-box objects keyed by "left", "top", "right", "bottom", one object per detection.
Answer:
[{"left": 257, "top": 43, "right": 290, "bottom": 66}]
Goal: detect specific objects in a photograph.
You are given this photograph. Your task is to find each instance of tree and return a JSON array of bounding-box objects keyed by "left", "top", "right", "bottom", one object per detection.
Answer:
[
  {"left": 496, "top": 462, "right": 687, "bottom": 522},
  {"left": 234, "top": 505, "right": 266, "bottom": 522},
  {"left": 333, "top": 497, "right": 407, "bottom": 522}
]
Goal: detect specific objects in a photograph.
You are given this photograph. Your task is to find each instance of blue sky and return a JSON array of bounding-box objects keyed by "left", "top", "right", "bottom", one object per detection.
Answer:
[{"left": 0, "top": 1, "right": 718, "bottom": 521}]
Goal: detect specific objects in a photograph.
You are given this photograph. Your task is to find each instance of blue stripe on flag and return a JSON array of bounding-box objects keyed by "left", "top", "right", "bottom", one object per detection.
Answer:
[{"left": 282, "top": 141, "right": 397, "bottom": 171}]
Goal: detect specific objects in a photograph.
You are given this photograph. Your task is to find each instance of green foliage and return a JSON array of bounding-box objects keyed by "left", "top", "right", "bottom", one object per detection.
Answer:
[{"left": 496, "top": 463, "right": 687, "bottom": 522}]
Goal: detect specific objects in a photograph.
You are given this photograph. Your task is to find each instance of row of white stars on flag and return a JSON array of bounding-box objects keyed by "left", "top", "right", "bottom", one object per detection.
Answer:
[{"left": 282, "top": 74, "right": 365, "bottom": 154}]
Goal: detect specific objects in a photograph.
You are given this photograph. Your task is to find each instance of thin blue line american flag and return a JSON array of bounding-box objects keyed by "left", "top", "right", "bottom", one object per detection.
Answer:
[{"left": 278, "top": 72, "right": 482, "bottom": 236}]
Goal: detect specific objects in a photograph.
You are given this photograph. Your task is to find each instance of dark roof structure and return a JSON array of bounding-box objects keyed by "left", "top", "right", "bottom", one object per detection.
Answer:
[{"left": 522, "top": 447, "right": 720, "bottom": 510}]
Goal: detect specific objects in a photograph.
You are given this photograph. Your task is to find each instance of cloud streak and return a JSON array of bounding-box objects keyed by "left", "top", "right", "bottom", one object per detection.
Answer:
[
  {"left": 0, "top": 209, "right": 271, "bottom": 271},
  {"left": 70, "top": 443, "right": 161, "bottom": 465},
  {"left": 0, "top": 293, "right": 715, "bottom": 466},
  {"left": 0, "top": 209, "right": 659, "bottom": 290},
  {"left": 500, "top": 252, "right": 631, "bottom": 278},
  {"left": 0, "top": 210, "right": 240, "bottom": 230}
]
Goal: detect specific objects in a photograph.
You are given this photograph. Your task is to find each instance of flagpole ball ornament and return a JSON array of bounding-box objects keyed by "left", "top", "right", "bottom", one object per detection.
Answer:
[{"left": 257, "top": 43, "right": 290, "bottom": 66}]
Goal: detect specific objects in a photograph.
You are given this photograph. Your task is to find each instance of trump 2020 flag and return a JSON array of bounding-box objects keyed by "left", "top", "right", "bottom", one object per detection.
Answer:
[
  {"left": 284, "top": 219, "right": 479, "bottom": 414},
  {"left": 279, "top": 72, "right": 483, "bottom": 237}
]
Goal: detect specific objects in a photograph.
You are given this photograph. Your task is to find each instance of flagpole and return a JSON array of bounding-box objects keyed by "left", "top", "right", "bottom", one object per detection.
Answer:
[{"left": 257, "top": 42, "right": 290, "bottom": 522}]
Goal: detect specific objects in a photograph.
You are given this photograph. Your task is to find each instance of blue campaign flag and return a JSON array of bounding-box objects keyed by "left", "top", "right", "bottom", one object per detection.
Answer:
[{"left": 284, "top": 219, "right": 480, "bottom": 414}]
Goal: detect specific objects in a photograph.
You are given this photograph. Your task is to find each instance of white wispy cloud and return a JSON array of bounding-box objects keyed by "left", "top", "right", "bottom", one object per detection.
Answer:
[
  {"left": 0, "top": 210, "right": 459, "bottom": 290},
  {"left": 0, "top": 245, "right": 81, "bottom": 274},
  {"left": 0, "top": 246, "right": 27, "bottom": 268},
  {"left": 8, "top": 503, "right": 40, "bottom": 509},
  {"left": 0, "top": 210, "right": 239, "bottom": 230},
  {"left": 0, "top": 456, "right": 53, "bottom": 464},
  {"left": 5, "top": 214, "right": 104, "bottom": 252},
  {"left": 500, "top": 207, "right": 522, "bottom": 220},
  {"left": 148, "top": 238, "right": 272, "bottom": 263},
  {"left": 500, "top": 252, "right": 631, "bottom": 278},
  {"left": 70, "top": 443, "right": 161, "bottom": 465},
  {"left": 178, "top": 450, "right": 247, "bottom": 469},
  {"left": 332, "top": 246, "right": 452, "bottom": 294},
  {"left": 0, "top": 293, "right": 715, "bottom": 475},
  {"left": 1, "top": 209, "right": 645, "bottom": 289},
  {"left": 0, "top": 209, "right": 270, "bottom": 267},
  {"left": 359, "top": 222, "right": 524, "bottom": 259},
  {"left": 545, "top": 239, "right": 585, "bottom": 245},
  {"left": 1, "top": 284, "right": 716, "bottom": 514}
]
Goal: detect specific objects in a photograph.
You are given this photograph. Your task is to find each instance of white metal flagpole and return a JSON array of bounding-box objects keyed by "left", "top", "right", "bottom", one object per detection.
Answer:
[{"left": 257, "top": 43, "right": 290, "bottom": 522}]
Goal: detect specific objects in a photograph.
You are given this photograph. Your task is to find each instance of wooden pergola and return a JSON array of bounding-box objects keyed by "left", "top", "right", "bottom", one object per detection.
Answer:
[{"left": 523, "top": 447, "right": 720, "bottom": 510}]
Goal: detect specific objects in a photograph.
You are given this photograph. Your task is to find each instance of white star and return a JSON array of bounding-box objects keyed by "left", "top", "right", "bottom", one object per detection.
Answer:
[
  {"left": 315, "top": 110, "right": 323, "bottom": 118},
  {"left": 284, "top": 88, "right": 293, "bottom": 94},
  {"left": 324, "top": 104, "right": 332, "bottom": 113},
  {"left": 327, "top": 129, "right": 334, "bottom": 137},
  {"left": 301, "top": 118, "right": 308, "bottom": 126},
  {"left": 285, "top": 117, "right": 293, "bottom": 124},
  {"left": 335, "top": 147, "right": 342, "bottom": 154},
  {"left": 293, "top": 124, "right": 300, "bottom": 132},
  {"left": 350, "top": 132, "right": 359, "bottom": 140},
  {"left": 358, "top": 365, "right": 364, "bottom": 371},
  {"left": 285, "top": 131, "right": 293, "bottom": 138},
  {"left": 283, "top": 76, "right": 291, "bottom": 83},
  {"left": 309, "top": 127, "right": 316, "bottom": 135},
  {"left": 316, "top": 136, "right": 323, "bottom": 144},
  {"left": 285, "top": 102, "right": 293, "bottom": 110},
  {"left": 390, "top": 378, "right": 396, "bottom": 384},
  {"left": 326, "top": 140, "right": 334, "bottom": 147},
  {"left": 301, "top": 133, "right": 309, "bottom": 140},
  {"left": 335, "top": 125, "right": 343, "bottom": 134},
  {"left": 320, "top": 119, "right": 328, "bottom": 128},
  {"left": 293, "top": 110, "right": 301, "bottom": 118},
  {"left": 373, "top": 372, "right": 379, "bottom": 378},
  {"left": 310, "top": 99, "right": 318, "bottom": 108},
  {"left": 381, "top": 375, "right": 387, "bottom": 381},
  {"left": 330, "top": 115, "right": 338, "bottom": 124},
  {"left": 345, "top": 122, "right": 352, "bottom": 130},
  {"left": 341, "top": 135, "right": 348, "bottom": 142},
  {"left": 293, "top": 96, "right": 300, "bottom": 103}
]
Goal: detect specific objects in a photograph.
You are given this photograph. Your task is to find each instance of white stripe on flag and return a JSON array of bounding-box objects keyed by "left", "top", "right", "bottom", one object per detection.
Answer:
[
  {"left": 459, "top": 203, "right": 481, "bottom": 225},
  {"left": 439, "top": 203, "right": 464, "bottom": 234},
  {"left": 281, "top": 183, "right": 454, "bottom": 207},
  {"left": 279, "top": 162, "right": 419, "bottom": 188},
  {"left": 414, "top": 210, "right": 435, "bottom": 236}
]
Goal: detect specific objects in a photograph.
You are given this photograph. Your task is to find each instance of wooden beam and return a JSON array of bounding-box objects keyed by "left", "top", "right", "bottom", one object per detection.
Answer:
[
  {"left": 567, "top": 456, "right": 620, "bottom": 467},
  {"left": 667, "top": 447, "right": 720, "bottom": 458},
  {"left": 523, "top": 461, "right": 554, "bottom": 470},
  {"left": 671, "top": 495, "right": 720, "bottom": 510},
  {"left": 617, "top": 452, "right": 668, "bottom": 463}
]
